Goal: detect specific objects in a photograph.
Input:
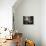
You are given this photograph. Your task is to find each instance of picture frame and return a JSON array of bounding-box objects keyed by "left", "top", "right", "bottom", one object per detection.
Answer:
[{"left": 23, "top": 16, "right": 34, "bottom": 24}]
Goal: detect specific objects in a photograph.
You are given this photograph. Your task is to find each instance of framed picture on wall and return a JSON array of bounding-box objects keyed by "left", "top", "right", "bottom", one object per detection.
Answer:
[{"left": 23, "top": 16, "right": 34, "bottom": 24}]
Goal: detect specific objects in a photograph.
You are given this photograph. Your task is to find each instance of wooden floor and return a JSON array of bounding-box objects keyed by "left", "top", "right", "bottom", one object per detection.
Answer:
[{"left": 0, "top": 39, "right": 16, "bottom": 46}]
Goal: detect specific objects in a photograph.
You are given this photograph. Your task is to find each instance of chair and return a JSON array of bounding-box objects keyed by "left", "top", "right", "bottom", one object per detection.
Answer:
[
  {"left": 25, "top": 40, "right": 35, "bottom": 46},
  {"left": 14, "top": 33, "right": 23, "bottom": 46}
]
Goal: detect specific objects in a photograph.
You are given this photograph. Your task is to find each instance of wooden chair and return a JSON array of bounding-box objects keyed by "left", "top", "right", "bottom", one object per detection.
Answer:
[
  {"left": 14, "top": 33, "right": 23, "bottom": 46},
  {"left": 25, "top": 40, "right": 35, "bottom": 46}
]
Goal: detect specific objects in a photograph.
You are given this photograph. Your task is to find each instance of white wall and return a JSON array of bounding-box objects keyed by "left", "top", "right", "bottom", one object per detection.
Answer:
[
  {"left": 41, "top": 0, "right": 46, "bottom": 46},
  {"left": 0, "top": 0, "right": 16, "bottom": 30},
  {"left": 13, "top": 0, "right": 41, "bottom": 46}
]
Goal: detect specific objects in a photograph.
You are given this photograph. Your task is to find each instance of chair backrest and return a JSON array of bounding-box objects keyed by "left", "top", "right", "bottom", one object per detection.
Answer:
[
  {"left": 15, "top": 33, "right": 23, "bottom": 46},
  {"left": 25, "top": 40, "right": 35, "bottom": 46}
]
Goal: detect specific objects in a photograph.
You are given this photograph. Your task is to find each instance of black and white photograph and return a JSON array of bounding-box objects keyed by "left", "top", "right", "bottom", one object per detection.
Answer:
[{"left": 23, "top": 16, "right": 34, "bottom": 24}]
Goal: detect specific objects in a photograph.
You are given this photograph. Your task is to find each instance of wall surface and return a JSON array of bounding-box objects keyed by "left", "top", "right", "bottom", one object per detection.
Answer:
[
  {"left": 41, "top": 0, "right": 46, "bottom": 46},
  {"left": 13, "top": 0, "right": 41, "bottom": 46}
]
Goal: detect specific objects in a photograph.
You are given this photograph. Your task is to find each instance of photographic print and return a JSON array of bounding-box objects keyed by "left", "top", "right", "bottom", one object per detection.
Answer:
[{"left": 23, "top": 16, "right": 34, "bottom": 24}]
